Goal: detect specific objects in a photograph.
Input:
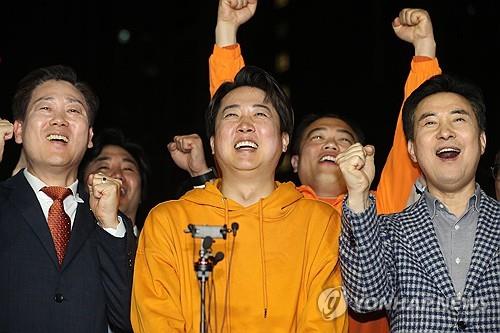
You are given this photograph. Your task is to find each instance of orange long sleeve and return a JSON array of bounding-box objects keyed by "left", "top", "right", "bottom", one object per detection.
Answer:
[
  {"left": 209, "top": 44, "right": 245, "bottom": 97},
  {"left": 376, "top": 57, "right": 441, "bottom": 214}
]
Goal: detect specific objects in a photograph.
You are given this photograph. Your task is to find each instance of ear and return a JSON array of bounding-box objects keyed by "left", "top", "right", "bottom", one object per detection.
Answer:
[
  {"left": 13, "top": 120, "right": 24, "bottom": 144},
  {"left": 281, "top": 132, "right": 289, "bottom": 153},
  {"left": 87, "top": 127, "right": 94, "bottom": 148},
  {"left": 479, "top": 131, "right": 486, "bottom": 155},
  {"left": 407, "top": 140, "right": 417, "bottom": 163},
  {"left": 209, "top": 136, "right": 215, "bottom": 155},
  {"left": 290, "top": 154, "right": 299, "bottom": 173}
]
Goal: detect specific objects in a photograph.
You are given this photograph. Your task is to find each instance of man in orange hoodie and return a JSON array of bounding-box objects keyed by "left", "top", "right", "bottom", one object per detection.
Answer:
[
  {"left": 131, "top": 65, "right": 348, "bottom": 332},
  {"left": 169, "top": 3, "right": 441, "bottom": 332},
  {"left": 169, "top": 0, "right": 441, "bottom": 332}
]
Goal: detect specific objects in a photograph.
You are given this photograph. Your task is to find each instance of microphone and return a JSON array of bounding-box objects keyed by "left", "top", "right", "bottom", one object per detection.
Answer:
[
  {"left": 202, "top": 236, "right": 213, "bottom": 251},
  {"left": 212, "top": 252, "right": 224, "bottom": 265},
  {"left": 231, "top": 222, "right": 239, "bottom": 237}
]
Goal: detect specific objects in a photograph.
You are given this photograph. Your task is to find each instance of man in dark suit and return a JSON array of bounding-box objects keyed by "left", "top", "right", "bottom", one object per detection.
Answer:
[{"left": 0, "top": 65, "right": 135, "bottom": 333}]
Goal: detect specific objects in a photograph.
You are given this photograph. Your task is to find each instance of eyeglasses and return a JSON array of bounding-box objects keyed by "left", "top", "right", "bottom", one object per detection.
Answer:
[{"left": 492, "top": 164, "right": 500, "bottom": 181}]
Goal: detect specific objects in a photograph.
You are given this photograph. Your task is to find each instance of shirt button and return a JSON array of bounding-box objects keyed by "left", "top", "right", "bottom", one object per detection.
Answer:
[
  {"left": 455, "top": 225, "right": 460, "bottom": 230},
  {"left": 54, "top": 293, "right": 64, "bottom": 303},
  {"left": 455, "top": 257, "right": 461, "bottom": 264}
]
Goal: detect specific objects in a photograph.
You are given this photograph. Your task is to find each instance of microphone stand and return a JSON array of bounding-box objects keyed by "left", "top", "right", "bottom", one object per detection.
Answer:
[
  {"left": 194, "top": 236, "right": 223, "bottom": 333},
  {"left": 186, "top": 223, "right": 238, "bottom": 333}
]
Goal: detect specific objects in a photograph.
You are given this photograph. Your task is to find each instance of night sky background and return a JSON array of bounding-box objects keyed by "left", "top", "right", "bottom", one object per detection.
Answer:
[{"left": 1, "top": 0, "right": 498, "bottom": 223}]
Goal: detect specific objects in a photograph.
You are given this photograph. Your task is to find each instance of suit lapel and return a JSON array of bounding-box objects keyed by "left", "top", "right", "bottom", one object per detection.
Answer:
[
  {"left": 62, "top": 187, "right": 95, "bottom": 270},
  {"left": 9, "top": 172, "right": 59, "bottom": 267},
  {"left": 404, "top": 198, "right": 456, "bottom": 297},
  {"left": 463, "top": 193, "right": 500, "bottom": 296}
]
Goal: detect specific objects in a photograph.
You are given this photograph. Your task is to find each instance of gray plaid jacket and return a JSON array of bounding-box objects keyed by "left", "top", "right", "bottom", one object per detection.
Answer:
[{"left": 340, "top": 190, "right": 500, "bottom": 333}]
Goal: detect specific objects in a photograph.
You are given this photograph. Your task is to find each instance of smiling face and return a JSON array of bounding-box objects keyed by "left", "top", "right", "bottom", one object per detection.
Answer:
[
  {"left": 209, "top": 86, "right": 289, "bottom": 178},
  {"left": 13, "top": 80, "right": 93, "bottom": 176},
  {"left": 83, "top": 145, "right": 142, "bottom": 222},
  {"left": 408, "top": 92, "right": 486, "bottom": 194},
  {"left": 291, "top": 117, "right": 357, "bottom": 196}
]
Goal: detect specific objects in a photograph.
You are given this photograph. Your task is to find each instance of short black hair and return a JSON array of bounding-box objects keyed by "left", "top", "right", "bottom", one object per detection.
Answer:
[
  {"left": 402, "top": 74, "right": 486, "bottom": 142},
  {"left": 12, "top": 64, "right": 99, "bottom": 125},
  {"left": 205, "top": 65, "right": 294, "bottom": 141},
  {"left": 79, "top": 128, "right": 151, "bottom": 202},
  {"left": 291, "top": 113, "right": 365, "bottom": 156}
]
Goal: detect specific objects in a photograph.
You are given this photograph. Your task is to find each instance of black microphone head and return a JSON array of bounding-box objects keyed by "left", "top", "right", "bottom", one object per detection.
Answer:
[
  {"left": 213, "top": 252, "right": 224, "bottom": 264},
  {"left": 231, "top": 222, "right": 239, "bottom": 236},
  {"left": 202, "top": 236, "right": 213, "bottom": 250}
]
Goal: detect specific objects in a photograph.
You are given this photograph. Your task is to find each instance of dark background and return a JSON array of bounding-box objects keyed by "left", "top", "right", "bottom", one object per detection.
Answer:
[{"left": 1, "top": 0, "right": 498, "bottom": 223}]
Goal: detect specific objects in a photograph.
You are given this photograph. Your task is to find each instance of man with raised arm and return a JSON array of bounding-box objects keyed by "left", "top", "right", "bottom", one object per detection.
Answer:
[
  {"left": 338, "top": 73, "right": 500, "bottom": 331},
  {"left": 0, "top": 65, "right": 135, "bottom": 333},
  {"left": 169, "top": 4, "right": 442, "bottom": 332}
]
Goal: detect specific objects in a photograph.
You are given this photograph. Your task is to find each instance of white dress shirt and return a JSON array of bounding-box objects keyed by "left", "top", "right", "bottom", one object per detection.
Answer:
[{"left": 23, "top": 169, "right": 126, "bottom": 237}]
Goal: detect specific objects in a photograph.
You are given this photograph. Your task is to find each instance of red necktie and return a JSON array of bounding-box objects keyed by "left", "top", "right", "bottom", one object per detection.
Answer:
[{"left": 41, "top": 186, "right": 72, "bottom": 266}]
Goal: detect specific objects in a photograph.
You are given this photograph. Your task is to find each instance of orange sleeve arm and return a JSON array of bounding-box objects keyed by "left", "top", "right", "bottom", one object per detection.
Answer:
[
  {"left": 209, "top": 44, "right": 246, "bottom": 97},
  {"left": 376, "top": 57, "right": 442, "bottom": 214}
]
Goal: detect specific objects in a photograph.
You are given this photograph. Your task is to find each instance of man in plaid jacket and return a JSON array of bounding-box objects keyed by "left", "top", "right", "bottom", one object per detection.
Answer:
[{"left": 337, "top": 72, "right": 500, "bottom": 332}]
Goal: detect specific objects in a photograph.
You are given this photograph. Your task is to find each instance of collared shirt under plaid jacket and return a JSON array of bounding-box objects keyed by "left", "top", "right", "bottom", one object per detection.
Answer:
[{"left": 340, "top": 190, "right": 500, "bottom": 333}]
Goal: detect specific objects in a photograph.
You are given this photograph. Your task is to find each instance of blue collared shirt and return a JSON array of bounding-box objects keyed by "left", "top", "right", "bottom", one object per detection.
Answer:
[{"left": 424, "top": 185, "right": 480, "bottom": 295}]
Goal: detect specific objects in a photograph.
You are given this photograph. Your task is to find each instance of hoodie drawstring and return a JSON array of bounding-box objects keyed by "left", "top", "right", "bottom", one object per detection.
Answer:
[
  {"left": 258, "top": 198, "right": 269, "bottom": 318},
  {"left": 221, "top": 197, "right": 232, "bottom": 333}
]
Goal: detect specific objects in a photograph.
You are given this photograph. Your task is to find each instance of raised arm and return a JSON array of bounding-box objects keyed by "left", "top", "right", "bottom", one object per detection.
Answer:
[
  {"left": 376, "top": 8, "right": 442, "bottom": 214},
  {"left": 209, "top": 0, "right": 257, "bottom": 96},
  {"left": 337, "top": 143, "right": 375, "bottom": 214},
  {"left": 168, "top": 134, "right": 210, "bottom": 177},
  {"left": 339, "top": 196, "right": 395, "bottom": 313},
  {"left": 87, "top": 172, "right": 135, "bottom": 331},
  {"left": 337, "top": 143, "right": 394, "bottom": 312},
  {"left": 0, "top": 119, "right": 13, "bottom": 163},
  {"left": 1, "top": 117, "right": 28, "bottom": 176}
]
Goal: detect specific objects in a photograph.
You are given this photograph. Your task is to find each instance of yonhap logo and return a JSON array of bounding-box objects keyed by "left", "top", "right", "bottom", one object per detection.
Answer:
[{"left": 317, "top": 287, "right": 347, "bottom": 320}]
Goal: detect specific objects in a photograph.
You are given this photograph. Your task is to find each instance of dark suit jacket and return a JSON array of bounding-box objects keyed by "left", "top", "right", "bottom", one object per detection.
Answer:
[
  {"left": 0, "top": 171, "right": 136, "bottom": 333},
  {"left": 340, "top": 190, "right": 500, "bottom": 332}
]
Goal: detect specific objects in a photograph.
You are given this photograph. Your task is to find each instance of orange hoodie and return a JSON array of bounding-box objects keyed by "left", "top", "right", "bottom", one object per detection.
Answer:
[{"left": 131, "top": 179, "right": 348, "bottom": 333}]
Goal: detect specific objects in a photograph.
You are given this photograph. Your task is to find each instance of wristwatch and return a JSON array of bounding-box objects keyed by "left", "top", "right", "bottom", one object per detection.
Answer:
[{"left": 190, "top": 168, "right": 217, "bottom": 188}]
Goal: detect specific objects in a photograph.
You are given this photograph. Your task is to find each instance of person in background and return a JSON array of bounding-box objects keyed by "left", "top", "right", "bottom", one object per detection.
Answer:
[
  {"left": 80, "top": 127, "right": 151, "bottom": 235},
  {"left": 492, "top": 149, "right": 500, "bottom": 200}
]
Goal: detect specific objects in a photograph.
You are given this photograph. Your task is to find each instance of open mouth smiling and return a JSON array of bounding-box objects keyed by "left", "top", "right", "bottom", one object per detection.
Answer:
[
  {"left": 436, "top": 147, "right": 461, "bottom": 159},
  {"left": 46, "top": 134, "right": 69, "bottom": 143},
  {"left": 234, "top": 140, "right": 258, "bottom": 150},
  {"left": 319, "top": 154, "right": 336, "bottom": 164}
]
